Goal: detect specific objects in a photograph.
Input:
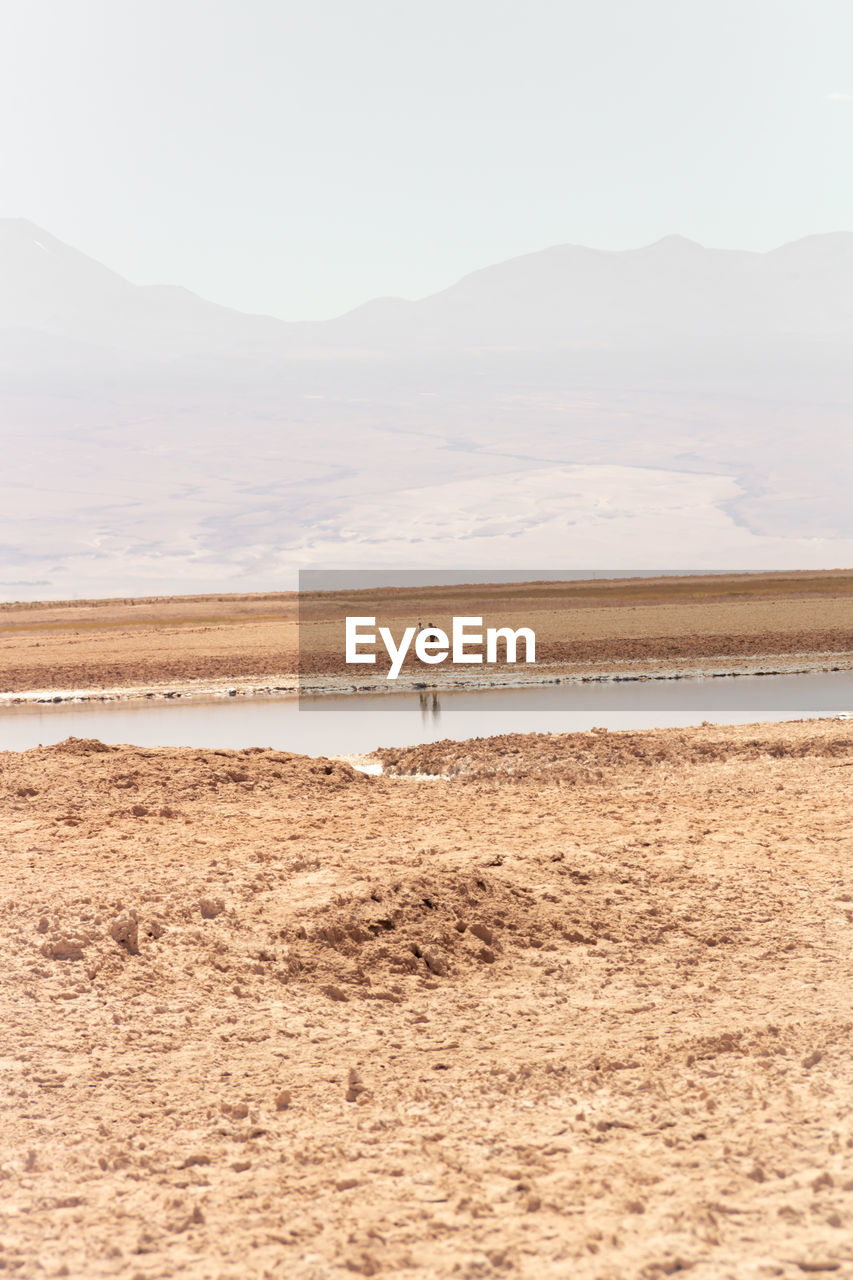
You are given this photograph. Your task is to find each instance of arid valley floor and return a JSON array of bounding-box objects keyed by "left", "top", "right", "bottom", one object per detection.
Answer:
[
  {"left": 2, "top": 717, "right": 853, "bottom": 1279},
  {"left": 2, "top": 571, "right": 853, "bottom": 702}
]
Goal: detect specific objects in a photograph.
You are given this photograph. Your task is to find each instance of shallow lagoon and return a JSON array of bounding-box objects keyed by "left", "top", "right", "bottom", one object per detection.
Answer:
[{"left": 1, "top": 669, "right": 851, "bottom": 756}]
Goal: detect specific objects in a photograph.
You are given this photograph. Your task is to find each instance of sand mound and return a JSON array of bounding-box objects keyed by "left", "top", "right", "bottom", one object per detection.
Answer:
[
  {"left": 47, "top": 734, "right": 115, "bottom": 755},
  {"left": 377, "top": 721, "right": 853, "bottom": 780},
  {"left": 279, "top": 870, "right": 571, "bottom": 987}
]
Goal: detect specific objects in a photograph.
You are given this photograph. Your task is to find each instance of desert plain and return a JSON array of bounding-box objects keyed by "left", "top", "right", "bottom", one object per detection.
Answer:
[
  {"left": 2, "top": 570, "right": 853, "bottom": 702},
  {"left": 2, "top": 573, "right": 853, "bottom": 1279}
]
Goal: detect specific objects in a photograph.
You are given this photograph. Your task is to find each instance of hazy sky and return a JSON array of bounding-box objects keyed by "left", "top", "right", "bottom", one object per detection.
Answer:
[{"left": 2, "top": 0, "right": 852, "bottom": 319}]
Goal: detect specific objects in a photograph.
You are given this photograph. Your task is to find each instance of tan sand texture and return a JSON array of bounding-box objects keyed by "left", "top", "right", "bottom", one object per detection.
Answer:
[
  {"left": 3, "top": 719, "right": 853, "bottom": 1277},
  {"left": 1, "top": 571, "right": 853, "bottom": 698}
]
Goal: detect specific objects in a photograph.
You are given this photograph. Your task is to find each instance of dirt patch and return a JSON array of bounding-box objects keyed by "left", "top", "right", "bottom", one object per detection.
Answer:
[{"left": 3, "top": 719, "right": 853, "bottom": 1277}]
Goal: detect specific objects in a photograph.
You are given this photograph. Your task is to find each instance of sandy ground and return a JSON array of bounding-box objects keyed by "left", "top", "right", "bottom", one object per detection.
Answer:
[
  {"left": 1, "top": 573, "right": 852, "bottom": 701},
  {"left": 3, "top": 719, "right": 853, "bottom": 1278}
]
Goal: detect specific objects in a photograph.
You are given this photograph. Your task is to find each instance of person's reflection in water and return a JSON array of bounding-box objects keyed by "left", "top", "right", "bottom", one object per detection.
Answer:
[{"left": 418, "top": 691, "right": 442, "bottom": 723}]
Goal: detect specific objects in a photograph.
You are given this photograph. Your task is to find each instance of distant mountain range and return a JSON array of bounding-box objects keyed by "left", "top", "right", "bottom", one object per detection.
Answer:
[
  {"left": 3, "top": 218, "right": 853, "bottom": 361},
  {"left": 1, "top": 220, "right": 851, "bottom": 599},
  {"left": 324, "top": 231, "right": 853, "bottom": 351}
]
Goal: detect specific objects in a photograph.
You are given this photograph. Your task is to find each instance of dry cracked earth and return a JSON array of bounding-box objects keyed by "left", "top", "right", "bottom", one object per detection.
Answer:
[{"left": 2, "top": 721, "right": 853, "bottom": 1279}]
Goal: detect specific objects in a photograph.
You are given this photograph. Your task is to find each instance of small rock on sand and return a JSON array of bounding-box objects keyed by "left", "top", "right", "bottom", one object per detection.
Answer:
[
  {"left": 109, "top": 914, "right": 139, "bottom": 955},
  {"left": 346, "top": 1069, "right": 367, "bottom": 1102},
  {"left": 41, "top": 938, "right": 85, "bottom": 961}
]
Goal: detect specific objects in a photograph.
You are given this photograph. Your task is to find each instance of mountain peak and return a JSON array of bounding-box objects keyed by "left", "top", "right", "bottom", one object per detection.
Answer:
[
  {"left": 641, "top": 234, "right": 706, "bottom": 252},
  {"left": 0, "top": 216, "right": 56, "bottom": 241},
  {"left": 0, "top": 217, "right": 121, "bottom": 273}
]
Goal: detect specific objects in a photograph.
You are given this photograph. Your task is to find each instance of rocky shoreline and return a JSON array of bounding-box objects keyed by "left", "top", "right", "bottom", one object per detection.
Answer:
[{"left": 2, "top": 649, "right": 852, "bottom": 710}]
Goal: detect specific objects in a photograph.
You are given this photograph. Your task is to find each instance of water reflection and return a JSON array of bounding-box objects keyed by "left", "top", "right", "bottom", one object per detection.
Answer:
[
  {"left": 419, "top": 691, "right": 442, "bottom": 723},
  {"left": 1, "top": 669, "right": 852, "bottom": 756}
]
